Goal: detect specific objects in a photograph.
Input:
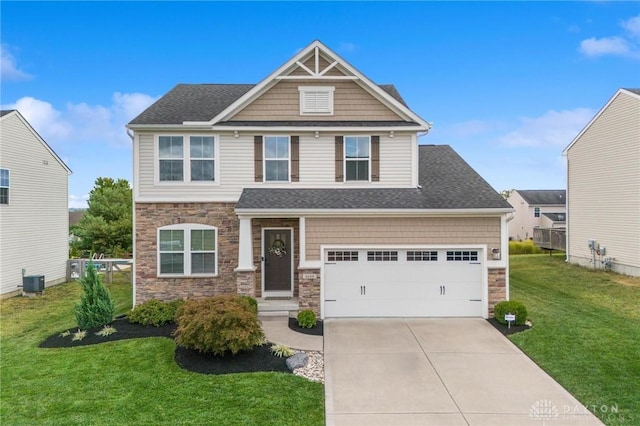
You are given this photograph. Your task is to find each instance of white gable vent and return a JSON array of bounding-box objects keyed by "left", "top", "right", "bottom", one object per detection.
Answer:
[{"left": 299, "top": 86, "right": 335, "bottom": 115}]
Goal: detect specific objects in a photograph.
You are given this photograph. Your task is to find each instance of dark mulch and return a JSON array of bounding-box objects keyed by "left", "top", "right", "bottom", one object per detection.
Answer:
[
  {"left": 39, "top": 317, "right": 292, "bottom": 376},
  {"left": 288, "top": 317, "right": 323, "bottom": 336},
  {"left": 39, "top": 318, "right": 176, "bottom": 348},
  {"left": 175, "top": 344, "right": 290, "bottom": 375},
  {"left": 487, "top": 317, "right": 531, "bottom": 336}
]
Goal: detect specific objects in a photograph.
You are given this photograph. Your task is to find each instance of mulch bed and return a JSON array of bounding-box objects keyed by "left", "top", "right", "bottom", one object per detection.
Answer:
[
  {"left": 487, "top": 317, "right": 531, "bottom": 336},
  {"left": 288, "top": 317, "right": 323, "bottom": 336},
  {"left": 39, "top": 317, "right": 291, "bottom": 375}
]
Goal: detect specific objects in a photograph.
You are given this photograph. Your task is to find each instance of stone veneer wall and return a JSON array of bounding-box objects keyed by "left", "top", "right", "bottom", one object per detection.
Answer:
[
  {"left": 251, "top": 218, "right": 300, "bottom": 298},
  {"left": 298, "top": 268, "right": 321, "bottom": 315},
  {"left": 135, "top": 202, "right": 239, "bottom": 304},
  {"left": 488, "top": 267, "right": 507, "bottom": 317}
]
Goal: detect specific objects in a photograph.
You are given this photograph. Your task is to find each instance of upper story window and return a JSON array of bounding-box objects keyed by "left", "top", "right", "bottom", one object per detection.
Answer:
[
  {"left": 158, "top": 136, "right": 216, "bottom": 182},
  {"left": 264, "top": 136, "right": 290, "bottom": 182},
  {"left": 345, "top": 136, "right": 370, "bottom": 181},
  {"left": 534, "top": 207, "right": 540, "bottom": 218},
  {"left": 158, "top": 224, "right": 217, "bottom": 276},
  {"left": 299, "top": 86, "right": 334, "bottom": 115},
  {"left": 0, "top": 168, "right": 9, "bottom": 204}
]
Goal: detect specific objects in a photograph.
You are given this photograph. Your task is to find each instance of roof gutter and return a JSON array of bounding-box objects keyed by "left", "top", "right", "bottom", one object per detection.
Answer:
[{"left": 235, "top": 207, "right": 514, "bottom": 218}]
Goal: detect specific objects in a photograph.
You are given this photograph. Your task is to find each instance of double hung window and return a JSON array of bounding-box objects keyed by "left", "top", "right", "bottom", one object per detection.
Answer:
[
  {"left": 345, "top": 136, "right": 370, "bottom": 181},
  {"left": 158, "top": 136, "right": 215, "bottom": 182},
  {"left": 158, "top": 224, "right": 217, "bottom": 276}
]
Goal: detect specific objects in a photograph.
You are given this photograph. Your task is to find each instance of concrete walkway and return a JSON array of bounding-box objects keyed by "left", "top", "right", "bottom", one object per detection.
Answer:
[
  {"left": 324, "top": 318, "right": 604, "bottom": 426},
  {"left": 260, "top": 315, "right": 323, "bottom": 351}
]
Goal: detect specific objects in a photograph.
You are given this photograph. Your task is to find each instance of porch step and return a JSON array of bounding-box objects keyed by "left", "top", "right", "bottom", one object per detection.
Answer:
[{"left": 257, "top": 297, "right": 299, "bottom": 316}]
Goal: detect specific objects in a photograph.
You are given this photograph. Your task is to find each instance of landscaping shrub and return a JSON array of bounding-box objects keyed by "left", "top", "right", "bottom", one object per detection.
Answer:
[
  {"left": 494, "top": 300, "right": 528, "bottom": 325},
  {"left": 240, "top": 295, "right": 258, "bottom": 313},
  {"left": 74, "top": 262, "right": 115, "bottom": 329},
  {"left": 296, "top": 309, "right": 317, "bottom": 329},
  {"left": 174, "top": 295, "right": 264, "bottom": 355},
  {"left": 509, "top": 240, "right": 544, "bottom": 255},
  {"left": 128, "top": 299, "right": 184, "bottom": 327}
]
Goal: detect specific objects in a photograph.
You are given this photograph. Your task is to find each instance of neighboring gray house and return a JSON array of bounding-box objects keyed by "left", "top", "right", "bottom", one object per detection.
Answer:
[
  {"left": 507, "top": 190, "right": 566, "bottom": 241},
  {"left": 127, "top": 40, "right": 513, "bottom": 318},
  {"left": 0, "top": 110, "right": 72, "bottom": 297},
  {"left": 563, "top": 88, "right": 640, "bottom": 276}
]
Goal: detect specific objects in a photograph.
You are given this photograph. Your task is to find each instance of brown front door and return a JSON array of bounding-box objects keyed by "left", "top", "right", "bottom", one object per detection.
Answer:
[{"left": 263, "top": 229, "right": 292, "bottom": 294}]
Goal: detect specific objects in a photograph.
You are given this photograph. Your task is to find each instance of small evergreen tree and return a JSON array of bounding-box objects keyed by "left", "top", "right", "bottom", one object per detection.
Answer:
[{"left": 74, "top": 262, "right": 115, "bottom": 329}]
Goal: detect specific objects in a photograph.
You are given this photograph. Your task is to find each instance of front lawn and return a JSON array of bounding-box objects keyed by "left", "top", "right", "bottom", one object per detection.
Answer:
[
  {"left": 509, "top": 255, "right": 640, "bottom": 425},
  {"left": 0, "top": 274, "right": 324, "bottom": 425}
]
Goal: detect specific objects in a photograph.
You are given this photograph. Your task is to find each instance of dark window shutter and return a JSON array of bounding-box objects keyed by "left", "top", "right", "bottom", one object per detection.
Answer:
[
  {"left": 371, "top": 135, "right": 380, "bottom": 182},
  {"left": 254, "top": 136, "right": 263, "bottom": 182},
  {"left": 291, "top": 136, "right": 299, "bottom": 182},
  {"left": 335, "top": 136, "right": 344, "bottom": 182}
]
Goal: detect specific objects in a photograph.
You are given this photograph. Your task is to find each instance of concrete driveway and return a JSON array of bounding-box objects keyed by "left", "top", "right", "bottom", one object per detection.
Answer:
[{"left": 324, "top": 318, "right": 604, "bottom": 426}]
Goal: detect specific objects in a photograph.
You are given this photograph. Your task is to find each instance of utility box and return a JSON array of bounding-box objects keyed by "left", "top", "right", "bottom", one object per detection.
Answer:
[{"left": 22, "top": 275, "right": 45, "bottom": 293}]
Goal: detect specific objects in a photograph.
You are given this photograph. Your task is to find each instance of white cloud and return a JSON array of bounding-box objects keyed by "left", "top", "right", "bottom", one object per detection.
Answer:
[
  {"left": 579, "top": 36, "right": 633, "bottom": 57},
  {"left": 338, "top": 42, "right": 357, "bottom": 53},
  {"left": 2, "top": 92, "right": 157, "bottom": 147},
  {"left": 68, "top": 194, "right": 90, "bottom": 209},
  {"left": 499, "top": 108, "right": 594, "bottom": 148},
  {"left": 0, "top": 44, "right": 33, "bottom": 81},
  {"left": 579, "top": 14, "right": 640, "bottom": 59}
]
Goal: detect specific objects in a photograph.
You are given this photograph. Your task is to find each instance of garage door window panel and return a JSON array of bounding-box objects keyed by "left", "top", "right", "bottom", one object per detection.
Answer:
[
  {"left": 367, "top": 251, "right": 398, "bottom": 261},
  {"left": 327, "top": 251, "right": 359, "bottom": 262},
  {"left": 407, "top": 251, "right": 438, "bottom": 261},
  {"left": 446, "top": 250, "right": 479, "bottom": 261}
]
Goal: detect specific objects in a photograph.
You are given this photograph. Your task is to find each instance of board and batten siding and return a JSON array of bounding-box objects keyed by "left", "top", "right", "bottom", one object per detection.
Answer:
[
  {"left": 228, "top": 80, "right": 404, "bottom": 122},
  {"left": 567, "top": 90, "right": 640, "bottom": 275},
  {"left": 305, "top": 217, "right": 501, "bottom": 261},
  {"left": 0, "top": 113, "right": 69, "bottom": 296},
  {"left": 135, "top": 132, "right": 415, "bottom": 202}
]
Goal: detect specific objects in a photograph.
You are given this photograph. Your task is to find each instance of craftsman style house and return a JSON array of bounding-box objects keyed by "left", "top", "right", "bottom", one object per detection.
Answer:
[{"left": 127, "top": 40, "right": 512, "bottom": 318}]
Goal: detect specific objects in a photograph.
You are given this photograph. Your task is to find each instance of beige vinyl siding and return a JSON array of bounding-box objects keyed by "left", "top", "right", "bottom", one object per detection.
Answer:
[
  {"left": 567, "top": 91, "right": 640, "bottom": 274},
  {"left": 136, "top": 132, "right": 416, "bottom": 201},
  {"left": 229, "top": 80, "right": 403, "bottom": 121},
  {"left": 305, "top": 217, "right": 501, "bottom": 261},
  {"left": 0, "top": 113, "right": 69, "bottom": 295}
]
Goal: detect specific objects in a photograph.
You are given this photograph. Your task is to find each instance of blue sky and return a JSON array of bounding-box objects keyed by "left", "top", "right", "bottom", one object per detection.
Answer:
[{"left": 2, "top": 1, "right": 638, "bottom": 208}]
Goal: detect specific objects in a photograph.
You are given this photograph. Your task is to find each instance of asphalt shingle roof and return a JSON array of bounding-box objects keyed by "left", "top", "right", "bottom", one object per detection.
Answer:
[
  {"left": 129, "top": 84, "right": 409, "bottom": 125},
  {"left": 624, "top": 88, "right": 640, "bottom": 96},
  {"left": 542, "top": 212, "right": 566, "bottom": 222},
  {"left": 236, "top": 145, "right": 511, "bottom": 211},
  {"left": 516, "top": 190, "right": 566, "bottom": 206},
  {"left": 0, "top": 110, "right": 15, "bottom": 117}
]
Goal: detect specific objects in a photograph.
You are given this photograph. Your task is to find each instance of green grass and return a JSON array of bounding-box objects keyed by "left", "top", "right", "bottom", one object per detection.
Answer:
[
  {"left": 509, "top": 255, "right": 640, "bottom": 425},
  {"left": 509, "top": 239, "right": 544, "bottom": 255},
  {"left": 0, "top": 273, "right": 324, "bottom": 425}
]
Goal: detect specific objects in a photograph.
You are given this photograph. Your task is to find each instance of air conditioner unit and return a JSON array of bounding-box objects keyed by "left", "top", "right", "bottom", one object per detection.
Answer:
[{"left": 22, "top": 275, "right": 45, "bottom": 293}]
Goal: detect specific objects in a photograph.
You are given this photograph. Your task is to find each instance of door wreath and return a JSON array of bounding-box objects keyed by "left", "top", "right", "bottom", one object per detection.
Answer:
[{"left": 268, "top": 239, "right": 287, "bottom": 257}]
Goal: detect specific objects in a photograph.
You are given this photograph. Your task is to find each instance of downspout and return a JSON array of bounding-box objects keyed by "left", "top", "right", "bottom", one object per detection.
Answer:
[
  {"left": 563, "top": 152, "right": 570, "bottom": 262},
  {"left": 126, "top": 127, "right": 137, "bottom": 306}
]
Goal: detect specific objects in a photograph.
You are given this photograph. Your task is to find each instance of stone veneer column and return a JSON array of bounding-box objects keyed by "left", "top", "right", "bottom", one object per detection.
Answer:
[
  {"left": 488, "top": 267, "right": 507, "bottom": 317},
  {"left": 236, "top": 270, "right": 256, "bottom": 297},
  {"left": 298, "top": 268, "right": 321, "bottom": 316}
]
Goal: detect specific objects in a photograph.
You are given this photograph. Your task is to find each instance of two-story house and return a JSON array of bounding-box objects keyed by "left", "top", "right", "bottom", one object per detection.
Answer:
[
  {"left": 0, "top": 110, "right": 71, "bottom": 297},
  {"left": 127, "top": 40, "right": 513, "bottom": 318},
  {"left": 507, "top": 189, "right": 566, "bottom": 241}
]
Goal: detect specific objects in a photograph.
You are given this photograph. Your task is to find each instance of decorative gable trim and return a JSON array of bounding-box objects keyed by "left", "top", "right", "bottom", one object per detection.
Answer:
[{"left": 194, "top": 40, "right": 431, "bottom": 130}]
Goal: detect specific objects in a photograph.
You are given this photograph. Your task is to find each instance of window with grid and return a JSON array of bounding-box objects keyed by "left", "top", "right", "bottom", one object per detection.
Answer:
[
  {"left": 158, "top": 225, "right": 216, "bottom": 276},
  {"left": 407, "top": 251, "right": 438, "bottom": 261},
  {"left": 345, "top": 136, "right": 370, "bottom": 181},
  {"left": 158, "top": 136, "right": 184, "bottom": 181},
  {"left": 534, "top": 207, "right": 540, "bottom": 218},
  {"left": 0, "top": 169, "right": 9, "bottom": 205},
  {"left": 190, "top": 136, "right": 215, "bottom": 181},
  {"left": 327, "top": 251, "right": 359, "bottom": 262},
  {"left": 446, "top": 250, "right": 478, "bottom": 261},
  {"left": 264, "top": 136, "right": 290, "bottom": 181},
  {"left": 367, "top": 251, "right": 398, "bottom": 261}
]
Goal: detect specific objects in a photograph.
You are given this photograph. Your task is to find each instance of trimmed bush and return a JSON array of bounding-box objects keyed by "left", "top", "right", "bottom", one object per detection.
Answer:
[
  {"left": 174, "top": 295, "right": 264, "bottom": 355},
  {"left": 129, "top": 299, "right": 184, "bottom": 327},
  {"left": 494, "top": 300, "right": 528, "bottom": 325},
  {"left": 74, "top": 262, "right": 115, "bottom": 329},
  {"left": 297, "top": 309, "right": 317, "bottom": 329},
  {"left": 509, "top": 240, "right": 544, "bottom": 255},
  {"left": 240, "top": 295, "right": 258, "bottom": 313}
]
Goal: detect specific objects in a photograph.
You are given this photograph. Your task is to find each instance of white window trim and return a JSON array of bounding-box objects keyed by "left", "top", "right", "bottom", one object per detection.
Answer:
[
  {"left": 155, "top": 135, "right": 219, "bottom": 185},
  {"left": 534, "top": 207, "right": 540, "bottom": 218},
  {"left": 344, "top": 135, "right": 371, "bottom": 182},
  {"left": 263, "top": 135, "right": 291, "bottom": 183},
  {"left": 298, "top": 86, "right": 335, "bottom": 116},
  {"left": 0, "top": 168, "right": 9, "bottom": 205},
  {"left": 157, "top": 224, "right": 218, "bottom": 277}
]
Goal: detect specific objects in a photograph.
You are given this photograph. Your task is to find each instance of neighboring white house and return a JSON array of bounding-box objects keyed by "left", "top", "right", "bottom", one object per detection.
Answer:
[
  {"left": 507, "top": 189, "right": 566, "bottom": 241},
  {"left": 0, "top": 110, "right": 72, "bottom": 297},
  {"left": 563, "top": 88, "right": 640, "bottom": 276}
]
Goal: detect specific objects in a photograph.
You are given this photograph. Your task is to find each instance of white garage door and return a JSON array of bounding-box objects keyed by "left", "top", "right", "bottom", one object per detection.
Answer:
[{"left": 323, "top": 248, "right": 483, "bottom": 317}]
